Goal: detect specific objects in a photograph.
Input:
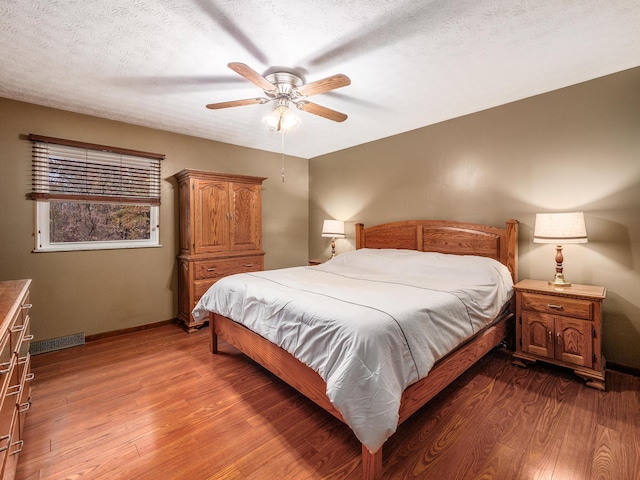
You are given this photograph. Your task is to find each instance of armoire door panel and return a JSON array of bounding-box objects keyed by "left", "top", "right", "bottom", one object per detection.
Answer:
[
  {"left": 196, "top": 180, "right": 230, "bottom": 253},
  {"left": 178, "top": 180, "right": 191, "bottom": 253},
  {"left": 230, "top": 183, "right": 261, "bottom": 251}
]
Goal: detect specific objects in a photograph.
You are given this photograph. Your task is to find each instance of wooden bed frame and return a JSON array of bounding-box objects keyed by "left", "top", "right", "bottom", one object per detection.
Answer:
[{"left": 210, "top": 219, "right": 519, "bottom": 479}]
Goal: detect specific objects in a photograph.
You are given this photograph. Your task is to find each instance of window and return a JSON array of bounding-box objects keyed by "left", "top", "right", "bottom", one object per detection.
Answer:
[{"left": 29, "top": 134, "right": 164, "bottom": 252}]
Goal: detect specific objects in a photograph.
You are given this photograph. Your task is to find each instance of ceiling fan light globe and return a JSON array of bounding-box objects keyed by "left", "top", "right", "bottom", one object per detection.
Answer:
[{"left": 263, "top": 105, "right": 299, "bottom": 132}]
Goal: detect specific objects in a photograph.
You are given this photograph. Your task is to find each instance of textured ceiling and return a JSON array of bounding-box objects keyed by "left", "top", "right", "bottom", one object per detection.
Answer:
[{"left": 1, "top": 1, "right": 639, "bottom": 159}]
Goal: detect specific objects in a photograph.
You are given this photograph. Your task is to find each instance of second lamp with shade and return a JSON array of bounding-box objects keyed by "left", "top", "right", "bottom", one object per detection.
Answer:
[
  {"left": 533, "top": 211, "right": 588, "bottom": 287},
  {"left": 322, "top": 220, "right": 345, "bottom": 258}
]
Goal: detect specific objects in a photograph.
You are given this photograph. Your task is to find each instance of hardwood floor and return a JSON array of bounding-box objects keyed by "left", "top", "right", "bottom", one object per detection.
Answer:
[{"left": 16, "top": 323, "right": 640, "bottom": 480}]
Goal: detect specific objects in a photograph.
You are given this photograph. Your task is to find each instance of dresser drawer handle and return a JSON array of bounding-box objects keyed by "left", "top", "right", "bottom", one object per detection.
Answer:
[
  {"left": 0, "top": 434, "right": 10, "bottom": 453},
  {"left": 6, "top": 384, "right": 21, "bottom": 397},
  {"left": 9, "top": 439, "right": 24, "bottom": 455},
  {"left": 547, "top": 304, "right": 564, "bottom": 310},
  {"left": 10, "top": 324, "right": 26, "bottom": 334},
  {"left": 207, "top": 268, "right": 216, "bottom": 272},
  {"left": 244, "top": 264, "right": 254, "bottom": 268},
  {"left": 19, "top": 399, "right": 32, "bottom": 413},
  {"left": 21, "top": 304, "right": 33, "bottom": 310},
  {"left": 0, "top": 360, "right": 13, "bottom": 375}
]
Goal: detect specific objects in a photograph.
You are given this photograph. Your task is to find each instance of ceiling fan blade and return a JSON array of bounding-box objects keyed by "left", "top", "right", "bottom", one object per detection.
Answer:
[
  {"left": 228, "top": 62, "right": 276, "bottom": 91},
  {"left": 296, "top": 101, "right": 347, "bottom": 122},
  {"left": 206, "top": 98, "right": 268, "bottom": 109},
  {"left": 296, "top": 74, "right": 351, "bottom": 97}
]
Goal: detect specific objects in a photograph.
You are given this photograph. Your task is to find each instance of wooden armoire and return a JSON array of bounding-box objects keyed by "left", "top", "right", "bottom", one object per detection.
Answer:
[{"left": 174, "top": 169, "right": 266, "bottom": 332}]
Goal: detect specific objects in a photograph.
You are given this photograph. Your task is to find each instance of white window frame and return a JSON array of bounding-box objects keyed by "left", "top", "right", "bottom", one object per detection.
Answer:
[
  {"left": 35, "top": 200, "right": 160, "bottom": 252},
  {"left": 29, "top": 134, "right": 164, "bottom": 253}
]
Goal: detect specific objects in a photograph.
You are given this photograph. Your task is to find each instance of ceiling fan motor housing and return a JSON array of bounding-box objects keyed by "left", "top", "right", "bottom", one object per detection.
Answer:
[{"left": 265, "top": 72, "right": 304, "bottom": 98}]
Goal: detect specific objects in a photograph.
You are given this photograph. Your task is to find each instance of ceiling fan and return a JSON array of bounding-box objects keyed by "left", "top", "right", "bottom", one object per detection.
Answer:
[{"left": 206, "top": 63, "right": 351, "bottom": 131}]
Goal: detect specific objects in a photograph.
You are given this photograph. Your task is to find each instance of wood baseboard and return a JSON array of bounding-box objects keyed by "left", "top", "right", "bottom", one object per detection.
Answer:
[
  {"left": 607, "top": 361, "right": 640, "bottom": 377},
  {"left": 85, "top": 319, "right": 178, "bottom": 342}
]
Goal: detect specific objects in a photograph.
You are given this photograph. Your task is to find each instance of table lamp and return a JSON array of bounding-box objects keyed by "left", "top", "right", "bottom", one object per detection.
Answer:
[
  {"left": 321, "top": 220, "right": 345, "bottom": 257},
  {"left": 533, "top": 211, "right": 588, "bottom": 287}
]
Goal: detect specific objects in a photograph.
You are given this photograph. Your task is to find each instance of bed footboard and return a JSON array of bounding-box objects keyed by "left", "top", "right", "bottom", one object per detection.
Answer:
[
  {"left": 210, "top": 312, "right": 345, "bottom": 423},
  {"left": 210, "top": 309, "right": 512, "bottom": 480}
]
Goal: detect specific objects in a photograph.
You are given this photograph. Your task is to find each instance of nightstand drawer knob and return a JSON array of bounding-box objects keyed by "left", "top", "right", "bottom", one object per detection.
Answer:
[{"left": 547, "top": 304, "right": 563, "bottom": 310}]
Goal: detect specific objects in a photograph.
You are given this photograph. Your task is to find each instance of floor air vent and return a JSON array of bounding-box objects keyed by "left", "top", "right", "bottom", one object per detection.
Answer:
[{"left": 30, "top": 332, "right": 85, "bottom": 355}]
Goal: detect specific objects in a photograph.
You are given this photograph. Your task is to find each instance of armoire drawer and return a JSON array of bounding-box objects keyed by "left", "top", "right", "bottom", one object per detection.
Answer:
[{"left": 194, "top": 256, "right": 263, "bottom": 280}]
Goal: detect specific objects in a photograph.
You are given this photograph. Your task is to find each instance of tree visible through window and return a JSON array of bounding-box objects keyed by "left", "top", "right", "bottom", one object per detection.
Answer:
[
  {"left": 49, "top": 203, "right": 151, "bottom": 242},
  {"left": 29, "top": 134, "right": 164, "bottom": 252}
]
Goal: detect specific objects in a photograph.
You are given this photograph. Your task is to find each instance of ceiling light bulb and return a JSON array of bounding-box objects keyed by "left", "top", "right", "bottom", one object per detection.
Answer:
[{"left": 264, "top": 105, "right": 299, "bottom": 133}]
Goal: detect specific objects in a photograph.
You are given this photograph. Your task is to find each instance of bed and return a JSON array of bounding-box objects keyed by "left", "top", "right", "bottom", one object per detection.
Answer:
[{"left": 193, "top": 219, "right": 518, "bottom": 480}]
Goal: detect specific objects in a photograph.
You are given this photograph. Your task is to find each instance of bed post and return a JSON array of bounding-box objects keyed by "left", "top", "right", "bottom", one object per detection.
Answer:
[
  {"left": 506, "top": 219, "right": 519, "bottom": 283},
  {"left": 210, "top": 313, "right": 218, "bottom": 354},
  {"left": 355, "top": 223, "right": 364, "bottom": 249},
  {"left": 362, "top": 445, "right": 382, "bottom": 480}
]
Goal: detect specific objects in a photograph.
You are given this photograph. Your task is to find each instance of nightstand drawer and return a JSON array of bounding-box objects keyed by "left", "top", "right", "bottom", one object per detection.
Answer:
[{"left": 520, "top": 292, "right": 593, "bottom": 320}]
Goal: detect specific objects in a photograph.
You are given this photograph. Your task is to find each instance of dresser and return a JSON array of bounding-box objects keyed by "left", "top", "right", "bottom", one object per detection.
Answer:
[
  {"left": 0, "top": 279, "right": 34, "bottom": 479},
  {"left": 175, "top": 170, "right": 266, "bottom": 332},
  {"left": 512, "top": 279, "right": 606, "bottom": 390}
]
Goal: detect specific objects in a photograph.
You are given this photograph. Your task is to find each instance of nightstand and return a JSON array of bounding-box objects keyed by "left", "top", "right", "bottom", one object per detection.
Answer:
[
  {"left": 308, "top": 258, "right": 328, "bottom": 266},
  {"left": 512, "top": 279, "right": 607, "bottom": 390}
]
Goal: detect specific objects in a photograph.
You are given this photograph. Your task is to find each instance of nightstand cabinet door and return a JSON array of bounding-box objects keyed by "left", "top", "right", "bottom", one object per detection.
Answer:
[
  {"left": 556, "top": 316, "right": 593, "bottom": 368},
  {"left": 521, "top": 311, "right": 554, "bottom": 358}
]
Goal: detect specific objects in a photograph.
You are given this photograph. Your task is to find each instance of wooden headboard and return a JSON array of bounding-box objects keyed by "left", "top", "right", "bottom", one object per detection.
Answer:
[{"left": 355, "top": 219, "right": 518, "bottom": 282}]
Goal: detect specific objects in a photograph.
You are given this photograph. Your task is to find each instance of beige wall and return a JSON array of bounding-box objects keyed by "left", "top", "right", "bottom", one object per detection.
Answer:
[
  {"left": 309, "top": 67, "right": 640, "bottom": 369},
  {"left": 0, "top": 98, "right": 309, "bottom": 341}
]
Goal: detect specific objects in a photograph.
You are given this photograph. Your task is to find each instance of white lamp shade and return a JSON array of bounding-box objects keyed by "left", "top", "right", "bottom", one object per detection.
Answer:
[
  {"left": 322, "top": 220, "right": 345, "bottom": 238},
  {"left": 533, "top": 212, "right": 588, "bottom": 244}
]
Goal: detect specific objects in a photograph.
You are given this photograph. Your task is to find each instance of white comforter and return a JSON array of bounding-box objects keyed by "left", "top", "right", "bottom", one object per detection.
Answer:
[{"left": 193, "top": 248, "right": 513, "bottom": 452}]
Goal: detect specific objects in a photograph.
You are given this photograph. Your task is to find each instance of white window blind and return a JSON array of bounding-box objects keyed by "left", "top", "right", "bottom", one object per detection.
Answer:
[{"left": 29, "top": 134, "right": 163, "bottom": 205}]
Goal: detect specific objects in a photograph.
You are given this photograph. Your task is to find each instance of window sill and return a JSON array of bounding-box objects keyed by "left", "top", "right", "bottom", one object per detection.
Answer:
[{"left": 33, "top": 243, "right": 162, "bottom": 253}]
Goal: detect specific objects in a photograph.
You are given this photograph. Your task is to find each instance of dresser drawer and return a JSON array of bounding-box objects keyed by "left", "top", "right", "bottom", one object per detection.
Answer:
[
  {"left": 0, "top": 332, "right": 13, "bottom": 400},
  {"left": 194, "top": 256, "right": 263, "bottom": 280},
  {"left": 520, "top": 292, "right": 593, "bottom": 320},
  {"left": 0, "top": 365, "right": 19, "bottom": 459}
]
